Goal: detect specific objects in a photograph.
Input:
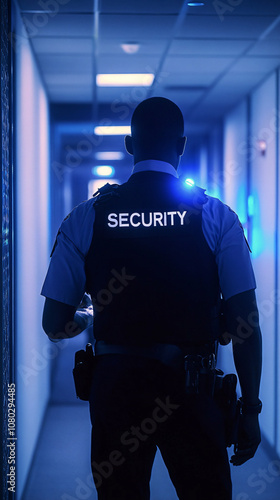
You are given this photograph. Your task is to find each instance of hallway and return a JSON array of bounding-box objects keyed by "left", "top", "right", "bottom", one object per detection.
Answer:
[{"left": 1, "top": 1, "right": 280, "bottom": 499}]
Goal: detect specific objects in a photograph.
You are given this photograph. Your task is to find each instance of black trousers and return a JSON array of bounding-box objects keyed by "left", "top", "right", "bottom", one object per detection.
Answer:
[{"left": 89, "top": 354, "right": 232, "bottom": 500}]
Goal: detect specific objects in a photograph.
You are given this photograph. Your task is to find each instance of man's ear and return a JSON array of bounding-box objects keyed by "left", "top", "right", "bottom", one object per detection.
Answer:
[
  {"left": 177, "top": 136, "right": 187, "bottom": 156},
  {"left": 125, "top": 135, "right": 133, "bottom": 155}
]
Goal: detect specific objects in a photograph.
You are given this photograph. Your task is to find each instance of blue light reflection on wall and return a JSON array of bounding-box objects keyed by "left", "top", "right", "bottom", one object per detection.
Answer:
[
  {"left": 249, "top": 191, "right": 265, "bottom": 258},
  {"left": 235, "top": 185, "right": 247, "bottom": 226}
]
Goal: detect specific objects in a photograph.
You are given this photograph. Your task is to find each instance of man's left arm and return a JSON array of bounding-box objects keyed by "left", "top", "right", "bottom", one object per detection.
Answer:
[
  {"left": 42, "top": 294, "right": 94, "bottom": 341},
  {"left": 42, "top": 297, "right": 78, "bottom": 341},
  {"left": 41, "top": 200, "right": 95, "bottom": 341}
]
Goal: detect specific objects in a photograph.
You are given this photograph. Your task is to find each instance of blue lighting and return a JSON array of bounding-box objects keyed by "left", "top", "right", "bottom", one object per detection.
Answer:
[
  {"left": 185, "top": 178, "right": 195, "bottom": 187},
  {"left": 248, "top": 195, "right": 254, "bottom": 217},
  {"left": 93, "top": 165, "right": 115, "bottom": 177},
  {"left": 187, "top": 2, "right": 204, "bottom": 6}
]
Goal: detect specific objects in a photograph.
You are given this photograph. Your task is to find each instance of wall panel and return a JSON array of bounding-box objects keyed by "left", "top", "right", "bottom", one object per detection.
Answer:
[
  {"left": 250, "top": 73, "right": 277, "bottom": 449},
  {"left": 219, "top": 101, "right": 248, "bottom": 379},
  {"left": 276, "top": 68, "right": 280, "bottom": 457},
  {"left": 15, "top": 5, "right": 51, "bottom": 498},
  {"left": 222, "top": 71, "right": 280, "bottom": 454},
  {"left": 223, "top": 100, "right": 248, "bottom": 224}
]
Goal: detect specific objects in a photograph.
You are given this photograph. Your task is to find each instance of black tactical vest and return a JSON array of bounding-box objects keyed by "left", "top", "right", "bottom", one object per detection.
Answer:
[{"left": 85, "top": 171, "right": 220, "bottom": 348}]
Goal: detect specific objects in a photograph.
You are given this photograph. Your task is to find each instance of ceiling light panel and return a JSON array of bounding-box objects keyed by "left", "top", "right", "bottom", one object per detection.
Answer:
[
  {"left": 96, "top": 74, "right": 154, "bottom": 87},
  {"left": 95, "top": 152, "right": 124, "bottom": 160},
  {"left": 94, "top": 126, "right": 131, "bottom": 135}
]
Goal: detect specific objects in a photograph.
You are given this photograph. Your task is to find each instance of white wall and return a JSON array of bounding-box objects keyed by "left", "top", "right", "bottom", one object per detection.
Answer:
[
  {"left": 219, "top": 100, "right": 249, "bottom": 378},
  {"left": 15, "top": 6, "right": 51, "bottom": 498},
  {"left": 222, "top": 70, "right": 280, "bottom": 455},
  {"left": 223, "top": 100, "right": 248, "bottom": 224},
  {"left": 250, "top": 73, "right": 277, "bottom": 450},
  {"left": 277, "top": 68, "right": 280, "bottom": 458}
]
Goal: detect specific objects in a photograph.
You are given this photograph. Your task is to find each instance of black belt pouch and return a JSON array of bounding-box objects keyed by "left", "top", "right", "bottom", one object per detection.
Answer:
[
  {"left": 73, "top": 343, "right": 95, "bottom": 401},
  {"left": 215, "top": 373, "right": 239, "bottom": 447}
]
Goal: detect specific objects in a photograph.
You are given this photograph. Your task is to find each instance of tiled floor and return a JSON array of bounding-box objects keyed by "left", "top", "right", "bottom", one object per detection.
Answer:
[{"left": 22, "top": 403, "right": 280, "bottom": 500}]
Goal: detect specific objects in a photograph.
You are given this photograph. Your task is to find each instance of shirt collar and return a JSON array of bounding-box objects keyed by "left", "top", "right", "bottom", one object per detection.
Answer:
[{"left": 131, "top": 160, "right": 178, "bottom": 178}]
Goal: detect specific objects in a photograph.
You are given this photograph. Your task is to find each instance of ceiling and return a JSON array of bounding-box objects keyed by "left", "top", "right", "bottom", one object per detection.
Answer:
[{"left": 16, "top": 0, "right": 280, "bottom": 137}]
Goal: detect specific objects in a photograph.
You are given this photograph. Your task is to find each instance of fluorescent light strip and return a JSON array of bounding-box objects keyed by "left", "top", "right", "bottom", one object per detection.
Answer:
[
  {"left": 96, "top": 73, "right": 154, "bottom": 87},
  {"left": 93, "top": 166, "right": 115, "bottom": 177},
  {"left": 94, "top": 126, "right": 131, "bottom": 136},
  {"left": 95, "top": 151, "right": 124, "bottom": 160}
]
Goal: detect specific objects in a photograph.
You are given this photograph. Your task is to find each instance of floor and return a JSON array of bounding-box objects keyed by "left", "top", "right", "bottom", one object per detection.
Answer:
[
  {"left": 21, "top": 402, "right": 280, "bottom": 500},
  {"left": 22, "top": 335, "right": 280, "bottom": 500}
]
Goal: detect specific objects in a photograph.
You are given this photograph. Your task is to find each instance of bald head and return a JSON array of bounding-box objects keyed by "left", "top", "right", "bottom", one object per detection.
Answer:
[{"left": 125, "top": 97, "right": 186, "bottom": 169}]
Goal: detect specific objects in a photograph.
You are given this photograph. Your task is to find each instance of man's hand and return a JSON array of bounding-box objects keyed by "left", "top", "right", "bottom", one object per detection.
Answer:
[
  {"left": 230, "top": 414, "right": 261, "bottom": 466},
  {"left": 74, "top": 294, "right": 94, "bottom": 330}
]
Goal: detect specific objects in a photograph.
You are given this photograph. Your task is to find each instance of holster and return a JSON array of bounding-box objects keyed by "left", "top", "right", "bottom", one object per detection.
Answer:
[
  {"left": 214, "top": 373, "right": 239, "bottom": 447},
  {"left": 184, "top": 353, "right": 239, "bottom": 447},
  {"left": 73, "top": 343, "right": 95, "bottom": 401}
]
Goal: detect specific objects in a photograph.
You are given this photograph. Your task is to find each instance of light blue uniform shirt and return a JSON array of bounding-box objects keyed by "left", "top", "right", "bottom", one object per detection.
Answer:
[{"left": 41, "top": 160, "right": 256, "bottom": 306}]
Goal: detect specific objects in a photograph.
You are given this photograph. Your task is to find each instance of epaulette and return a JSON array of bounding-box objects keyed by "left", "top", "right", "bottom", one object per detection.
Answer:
[
  {"left": 191, "top": 185, "right": 208, "bottom": 206},
  {"left": 178, "top": 177, "right": 208, "bottom": 208},
  {"left": 92, "top": 183, "right": 120, "bottom": 206}
]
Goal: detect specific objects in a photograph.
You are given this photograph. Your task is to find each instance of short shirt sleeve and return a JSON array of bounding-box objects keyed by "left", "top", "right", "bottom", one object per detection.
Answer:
[
  {"left": 41, "top": 199, "right": 95, "bottom": 306},
  {"left": 202, "top": 196, "right": 256, "bottom": 301}
]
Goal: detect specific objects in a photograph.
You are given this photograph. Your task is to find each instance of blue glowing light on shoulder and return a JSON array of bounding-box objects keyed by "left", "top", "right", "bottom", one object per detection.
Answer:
[{"left": 184, "top": 178, "right": 195, "bottom": 187}]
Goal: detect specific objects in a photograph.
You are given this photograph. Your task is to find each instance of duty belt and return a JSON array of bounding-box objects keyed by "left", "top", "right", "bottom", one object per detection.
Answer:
[
  {"left": 184, "top": 353, "right": 217, "bottom": 395},
  {"left": 95, "top": 341, "right": 216, "bottom": 375},
  {"left": 95, "top": 341, "right": 184, "bottom": 371}
]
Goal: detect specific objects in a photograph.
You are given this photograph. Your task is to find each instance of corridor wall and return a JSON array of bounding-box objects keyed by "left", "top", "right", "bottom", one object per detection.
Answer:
[
  {"left": 222, "top": 69, "right": 280, "bottom": 457},
  {"left": 14, "top": 5, "right": 51, "bottom": 498}
]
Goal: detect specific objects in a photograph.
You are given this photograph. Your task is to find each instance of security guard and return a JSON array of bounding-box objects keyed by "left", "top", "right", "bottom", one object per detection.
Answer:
[{"left": 42, "top": 97, "right": 262, "bottom": 500}]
